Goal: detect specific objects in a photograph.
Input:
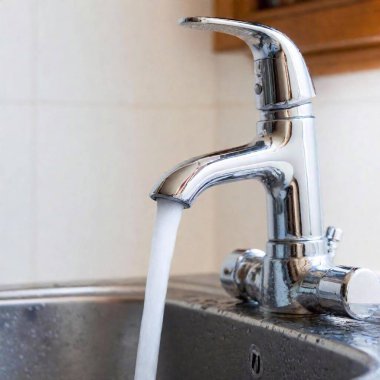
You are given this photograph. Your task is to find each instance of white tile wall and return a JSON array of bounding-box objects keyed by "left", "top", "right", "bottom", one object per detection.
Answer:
[
  {"left": 0, "top": 106, "right": 35, "bottom": 283},
  {"left": 37, "top": 0, "right": 216, "bottom": 106},
  {"left": 35, "top": 106, "right": 135, "bottom": 281},
  {"left": 313, "top": 69, "right": 380, "bottom": 104},
  {"left": 0, "top": 1, "right": 35, "bottom": 101},
  {"left": 35, "top": 105, "right": 217, "bottom": 282},
  {"left": 0, "top": 0, "right": 218, "bottom": 284},
  {"left": 37, "top": 0, "right": 135, "bottom": 104},
  {"left": 123, "top": 1, "right": 217, "bottom": 106},
  {"left": 314, "top": 81, "right": 380, "bottom": 270}
]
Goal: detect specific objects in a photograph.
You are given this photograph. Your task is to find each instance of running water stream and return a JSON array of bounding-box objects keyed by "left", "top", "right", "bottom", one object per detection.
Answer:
[{"left": 134, "top": 199, "right": 184, "bottom": 380}]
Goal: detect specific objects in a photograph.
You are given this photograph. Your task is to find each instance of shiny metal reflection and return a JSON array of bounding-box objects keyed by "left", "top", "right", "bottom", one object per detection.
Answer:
[{"left": 150, "top": 17, "right": 378, "bottom": 319}]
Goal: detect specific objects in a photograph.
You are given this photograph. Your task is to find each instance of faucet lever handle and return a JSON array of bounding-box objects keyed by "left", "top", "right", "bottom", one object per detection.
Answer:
[{"left": 179, "top": 17, "right": 315, "bottom": 111}]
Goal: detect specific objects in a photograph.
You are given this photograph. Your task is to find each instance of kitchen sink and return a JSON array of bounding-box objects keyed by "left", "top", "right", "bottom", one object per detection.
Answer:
[{"left": 0, "top": 275, "right": 377, "bottom": 379}]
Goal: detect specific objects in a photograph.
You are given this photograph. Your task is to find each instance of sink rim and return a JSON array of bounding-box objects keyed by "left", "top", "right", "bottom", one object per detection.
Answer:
[{"left": 0, "top": 274, "right": 377, "bottom": 379}]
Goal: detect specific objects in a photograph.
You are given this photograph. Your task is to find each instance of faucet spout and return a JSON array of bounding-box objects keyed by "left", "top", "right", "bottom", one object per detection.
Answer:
[
  {"left": 151, "top": 114, "right": 323, "bottom": 242},
  {"left": 151, "top": 139, "right": 281, "bottom": 208}
]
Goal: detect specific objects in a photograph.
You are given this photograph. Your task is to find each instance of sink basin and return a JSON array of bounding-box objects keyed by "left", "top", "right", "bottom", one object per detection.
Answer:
[{"left": 0, "top": 275, "right": 378, "bottom": 379}]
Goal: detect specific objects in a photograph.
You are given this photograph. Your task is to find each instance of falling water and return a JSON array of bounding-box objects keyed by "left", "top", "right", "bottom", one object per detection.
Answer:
[{"left": 134, "top": 199, "right": 184, "bottom": 380}]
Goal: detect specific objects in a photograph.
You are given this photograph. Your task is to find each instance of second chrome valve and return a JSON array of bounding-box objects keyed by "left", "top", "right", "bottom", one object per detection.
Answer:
[{"left": 221, "top": 227, "right": 380, "bottom": 320}]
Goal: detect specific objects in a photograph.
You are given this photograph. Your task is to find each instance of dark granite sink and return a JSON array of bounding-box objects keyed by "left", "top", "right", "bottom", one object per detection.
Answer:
[{"left": 0, "top": 275, "right": 377, "bottom": 379}]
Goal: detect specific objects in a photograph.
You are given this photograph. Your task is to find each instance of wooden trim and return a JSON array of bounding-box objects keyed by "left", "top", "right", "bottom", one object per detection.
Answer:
[
  {"left": 213, "top": 0, "right": 242, "bottom": 50},
  {"left": 307, "top": 44, "right": 380, "bottom": 75},
  {"left": 214, "top": 0, "right": 380, "bottom": 75}
]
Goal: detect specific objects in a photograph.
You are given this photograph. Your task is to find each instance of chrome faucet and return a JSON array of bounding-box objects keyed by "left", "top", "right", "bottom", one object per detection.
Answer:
[{"left": 151, "top": 17, "right": 380, "bottom": 319}]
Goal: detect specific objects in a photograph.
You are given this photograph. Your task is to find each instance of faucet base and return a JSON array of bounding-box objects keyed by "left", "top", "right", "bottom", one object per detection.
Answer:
[{"left": 220, "top": 235, "right": 380, "bottom": 320}]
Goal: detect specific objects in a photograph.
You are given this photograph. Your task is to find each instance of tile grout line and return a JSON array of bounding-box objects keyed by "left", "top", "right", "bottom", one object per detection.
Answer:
[
  {"left": 4, "top": 98, "right": 380, "bottom": 109},
  {"left": 0, "top": 99, "right": 221, "bottom": 109},
  {"left": 29, "top": 0, "right": 39, "bottom": 282}
]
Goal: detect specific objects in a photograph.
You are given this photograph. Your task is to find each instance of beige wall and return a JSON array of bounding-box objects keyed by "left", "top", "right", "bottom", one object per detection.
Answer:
[
  {"left": 1, "top": 1, "right": 379, "bottom": 285},
  {"left": 0, "top": 0, "right": 218, "bottom": 284}
]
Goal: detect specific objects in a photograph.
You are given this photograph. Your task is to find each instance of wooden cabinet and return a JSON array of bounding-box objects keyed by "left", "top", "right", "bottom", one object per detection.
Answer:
[{"left": 214, "top": 0, "right": 380, "bottom": 75}]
